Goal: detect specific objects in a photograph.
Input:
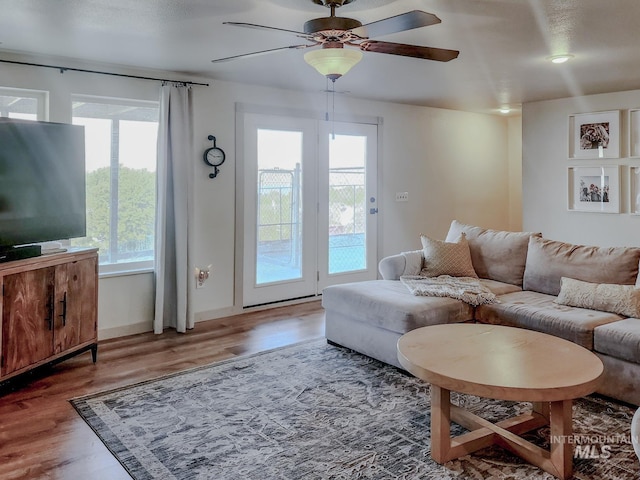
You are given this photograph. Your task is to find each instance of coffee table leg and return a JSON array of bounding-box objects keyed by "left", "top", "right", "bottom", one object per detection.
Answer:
[
  {"left": 532, "top": 401, "right": 550, "bottom": 420},
  {"left": 428, "top": 389, "right": 574, "bottom": 479},
  {"left": 430, "top": 385, "right": 451, "bottom": 463},
  {"left": 550, "top": 399, "right": 573, "bottom": 480}
]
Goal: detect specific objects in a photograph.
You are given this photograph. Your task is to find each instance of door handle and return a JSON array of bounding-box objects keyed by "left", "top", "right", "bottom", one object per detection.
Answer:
[
  {"left": 59, "top": 292, "right": 67, "bottom": 326},
  {"left": 369, "top": 208, "right": 378, "bottom": 214}
]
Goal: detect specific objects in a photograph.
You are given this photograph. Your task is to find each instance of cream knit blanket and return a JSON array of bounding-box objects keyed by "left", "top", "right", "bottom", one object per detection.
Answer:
[{"left": 400, "top": 275, "right": 498, "bottom": 307}]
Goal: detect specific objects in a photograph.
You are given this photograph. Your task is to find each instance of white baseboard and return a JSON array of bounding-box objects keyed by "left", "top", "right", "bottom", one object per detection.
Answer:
[
  {"left": 98, "top": 321, "right": 153, "bottom": 340},
  {"left": 195, "top": 306, "right": 240, "bottom": 323},
  {"left": 195, "top": 296, "right": 321, "bottom": 323},
  {"left": 99, "top": 296, "right": 322, "bottom": 340}
]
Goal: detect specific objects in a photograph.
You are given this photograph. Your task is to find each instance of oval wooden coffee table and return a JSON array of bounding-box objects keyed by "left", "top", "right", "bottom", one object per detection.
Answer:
[{"left": 397, "top": 323, "right": 604, "bottom": 480}]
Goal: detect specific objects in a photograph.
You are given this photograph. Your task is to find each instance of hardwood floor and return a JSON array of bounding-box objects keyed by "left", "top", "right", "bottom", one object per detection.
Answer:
[{"left": 0, "top": 301, "right": 325, "bottom": 480}]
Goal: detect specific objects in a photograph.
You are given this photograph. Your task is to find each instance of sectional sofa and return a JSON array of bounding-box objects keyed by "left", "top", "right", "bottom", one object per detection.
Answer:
[{"left": 322, "top": 220, "right": 640, "bottom": 406}]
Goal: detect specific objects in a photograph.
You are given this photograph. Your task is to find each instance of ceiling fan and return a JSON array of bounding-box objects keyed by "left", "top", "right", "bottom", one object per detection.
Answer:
[{"left": 212, "top": 0, "right": 459, "bottom": 81}]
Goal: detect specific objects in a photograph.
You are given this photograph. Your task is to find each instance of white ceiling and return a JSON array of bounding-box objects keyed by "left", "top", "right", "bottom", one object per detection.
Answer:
[{"left": 2, "top": 0, "right": 640, "bottom": 114}]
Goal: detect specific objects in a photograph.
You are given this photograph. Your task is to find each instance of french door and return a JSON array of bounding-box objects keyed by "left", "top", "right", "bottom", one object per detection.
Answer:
[{"left": 241, "top": 112, "right": 378, "bottom": 307}]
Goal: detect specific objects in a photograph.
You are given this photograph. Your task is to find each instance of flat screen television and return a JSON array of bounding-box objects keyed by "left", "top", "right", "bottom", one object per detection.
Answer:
[{"left": 0, "top": 118, "right": 86, "bottom": 261}]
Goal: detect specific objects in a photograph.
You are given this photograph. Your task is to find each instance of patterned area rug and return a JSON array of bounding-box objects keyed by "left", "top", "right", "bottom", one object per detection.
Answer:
[{"left": 71, "top": 340, "right": 640, "bottom": 479}]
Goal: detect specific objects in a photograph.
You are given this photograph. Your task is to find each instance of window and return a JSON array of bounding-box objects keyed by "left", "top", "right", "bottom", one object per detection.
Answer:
[
  {"left": 71, "top": 96, "right": 159, "bottom": 273},
  {"left": 0, "top": 87, "right": 47, "bottom": 120}
]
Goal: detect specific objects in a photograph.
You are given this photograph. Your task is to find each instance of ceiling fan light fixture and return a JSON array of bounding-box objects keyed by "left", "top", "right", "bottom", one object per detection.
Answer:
[
  {"left": 304, "top": 46, "right": 363, "bottom": 81},
  {"left": 547, "top": 54, "right": 574, "bottom": 64}
]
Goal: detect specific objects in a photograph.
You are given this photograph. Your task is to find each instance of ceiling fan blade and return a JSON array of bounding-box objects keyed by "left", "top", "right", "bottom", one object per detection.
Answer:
[
  {"left": 350, "top": 11, "right": 441, "bottom": 39},
  {"left": 360, "top": 40, "right": 459, "bottom": 62},
  {"left": 223, "top": 22, "right": 310, "bottom": 39},
  {"left": 212, "top": 45, "right": 312, "bottom": 63}
]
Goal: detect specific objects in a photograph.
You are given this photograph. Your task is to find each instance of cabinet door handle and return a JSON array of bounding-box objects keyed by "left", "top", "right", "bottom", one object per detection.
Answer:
[{"left": 59, "top": 292, "right": 67, "bottom": 326}]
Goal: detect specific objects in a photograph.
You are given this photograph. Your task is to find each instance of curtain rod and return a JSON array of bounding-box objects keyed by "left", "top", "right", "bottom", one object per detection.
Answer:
[{"left": 0, "top": 59, "right": 210, "bottom": 87}]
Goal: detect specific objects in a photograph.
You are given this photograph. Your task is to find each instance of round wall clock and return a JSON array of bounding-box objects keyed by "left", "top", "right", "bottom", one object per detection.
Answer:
[
  {"left": 204, "top": 146, "right": 225, "bottom": 167},
  {"left": 203, "top": 135, "right": 226, "bottom": 178}
]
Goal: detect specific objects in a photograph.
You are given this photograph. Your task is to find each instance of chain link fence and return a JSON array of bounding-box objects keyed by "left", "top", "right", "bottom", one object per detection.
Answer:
[{"left": 256, "top": 165, "right": 366, "bottom": 282}]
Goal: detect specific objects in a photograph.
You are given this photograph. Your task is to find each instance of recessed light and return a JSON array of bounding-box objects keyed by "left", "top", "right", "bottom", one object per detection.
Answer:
[
  {"left": 548, "top": 54, "right": 574, "bottom": 64},
  {"left": 499, "top": 107, "right": 511, "bottom": 114}
]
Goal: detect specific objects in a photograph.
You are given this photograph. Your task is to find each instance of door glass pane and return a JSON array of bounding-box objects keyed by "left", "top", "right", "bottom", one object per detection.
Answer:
[
  {"left": 256, "top": 129, "right": 303, "bottom": 285},
  {"left": 328, "top": 134, "right": 366, "bottom": 274}
]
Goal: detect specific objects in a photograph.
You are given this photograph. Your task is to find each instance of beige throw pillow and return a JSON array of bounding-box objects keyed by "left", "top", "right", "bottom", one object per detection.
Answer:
[
  {"left": 555, "top": 277, "right": 640, "bottom": 318},
  {"left": 420, "top": 233, "right": 478, "bottom": 278},
  {"left": 445, "top": 219, "right": 541, "bottom": 286},
  {"left": 524, "top": 237, "right": 640, "bottom": 296}
]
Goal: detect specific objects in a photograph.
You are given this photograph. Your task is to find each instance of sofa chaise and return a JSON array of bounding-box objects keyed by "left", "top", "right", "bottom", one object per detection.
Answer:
[{"left": 322, "top": 220, "right": 640, "bottom": 406}]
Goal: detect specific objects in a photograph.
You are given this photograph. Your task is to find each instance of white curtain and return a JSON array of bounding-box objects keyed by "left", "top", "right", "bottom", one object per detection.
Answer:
[{"left": 154, "top": 83, "right": 194, "bottom": 334}]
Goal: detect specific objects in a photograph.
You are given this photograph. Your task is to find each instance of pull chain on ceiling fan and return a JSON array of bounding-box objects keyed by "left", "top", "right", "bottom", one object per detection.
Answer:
[{"left": 212, "top": 0, "right": 459, "bottom": 82}]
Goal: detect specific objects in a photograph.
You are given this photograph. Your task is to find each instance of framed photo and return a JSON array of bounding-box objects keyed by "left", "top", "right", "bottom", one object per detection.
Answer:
[
  {"left": 568, "top": 110, "right": 620, "bottom": 159},
  {"left": 568, "top": 165, "right": 620, "bottom": 213},
  {"left": 630, "top": 166, "right": 640, "bottom": 215},
  {"left": 629, "top": 109, "right": 640, "bottom": 158}
]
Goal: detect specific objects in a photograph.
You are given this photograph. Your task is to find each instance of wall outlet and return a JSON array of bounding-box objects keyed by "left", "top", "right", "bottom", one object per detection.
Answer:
[
  {"left": 195, "top": 265, "right": 211, "bottom": 289},
  {"left": 395, "top": 192, "right": 409, "bottom": 202}
]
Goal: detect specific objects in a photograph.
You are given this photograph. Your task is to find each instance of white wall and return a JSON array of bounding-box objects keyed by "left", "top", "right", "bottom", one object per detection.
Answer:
[
  {"left": 191, "top": 82, "right": 513, "bottom": 321},
  {"left": 523, "top": 90, "right": 640, "bottom": 247},
  {"left": 0, "top": 54, "right": 514, "bottom": 338},
  {"left": 508, "top": 116, "right": 523, "bottom": 231}
]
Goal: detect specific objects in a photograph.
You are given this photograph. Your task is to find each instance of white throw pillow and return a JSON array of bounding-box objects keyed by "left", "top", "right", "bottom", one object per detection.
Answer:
[
  {"left": 632, "top": 408, "right": 640, "bottom": 461},
  {"left": 555, "top": 277, "right": 640, "bottom": 318},
  {"left": 420, "top": 233, "right": 478, "bottom": 278}
]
